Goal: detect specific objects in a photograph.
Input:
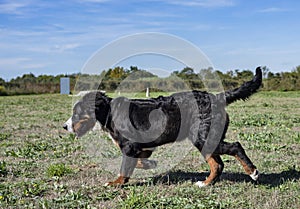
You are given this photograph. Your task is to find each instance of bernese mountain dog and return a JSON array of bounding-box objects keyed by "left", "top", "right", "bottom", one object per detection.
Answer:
[{"left": 63, "top": 67, "right": 262, "bottom": 187}]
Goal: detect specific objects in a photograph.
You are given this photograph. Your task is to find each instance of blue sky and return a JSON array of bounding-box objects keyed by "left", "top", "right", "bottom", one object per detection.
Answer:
[{"left": 0, "top": 0, "right": 300, "bottom": 80}]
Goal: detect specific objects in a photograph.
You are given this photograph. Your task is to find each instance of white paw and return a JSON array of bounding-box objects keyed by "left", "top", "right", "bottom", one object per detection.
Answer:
[
  {"left": 250, "top": 169, "right": 259, "bottom": 181},
  {"left": 195, "top": 181, "right": 207, "bottom": 188}
]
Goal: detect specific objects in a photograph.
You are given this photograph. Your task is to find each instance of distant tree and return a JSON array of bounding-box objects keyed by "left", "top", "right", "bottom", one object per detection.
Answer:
[
  {"left": 22, "top": 73, "right": 36, "bottom": 82},
  {"left": 237, "top": 70, "right": 254, "bottom": 80},
  {"left": 129, "top": 66, "right": 139, "bottom": 72},
  {"left": 267, "top": 72, "right": 275, "bottom": 79},
  {"left": 226, "top": 70, "right": 234, "bottom": 78},
  {"left": 261, "top": 66, "right": 269, "bottom": 79},
  {"left": 177, "top": 67, "right": 198, "bottom": 80},
  {"left": 234, "top": 69, "right": 240, "bottom": 77},
  {"left": 200, "top": 67, "right": 215, "bottom": 79},
  {"left": 127, "top": 69, "right": 157, "bottom": 80},
  {"left": 103, "top": 69, "right": 112, "bottom": 81},
  {"left": 109, "top": 66, "right": 127, "bottom": 79},
  {"left": 215, "top": 70, "right": 232, "bottom": 80},
  {"left": 0, "top": 77, "right": 5, "bottom": 86},
  {"left": 275, "top": 72, "right": 281, "bottom": 78},
  {"left": 292, "top": 65, "right": 300, "bottom": 74},
  {"left": 171, "top": 70, "right": 179, "bottom": 76}
]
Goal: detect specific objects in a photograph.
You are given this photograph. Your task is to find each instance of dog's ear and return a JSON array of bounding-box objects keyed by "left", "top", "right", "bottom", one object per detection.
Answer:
[
  {"left": 75, "top": 103, "right": 82, "bottom": 113},
  {"left": 79, "top": 92, "right": 97, "bottom": 118}
]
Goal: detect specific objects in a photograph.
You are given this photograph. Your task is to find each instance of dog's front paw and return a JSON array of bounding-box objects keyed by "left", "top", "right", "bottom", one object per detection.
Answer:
[
  {"left": 195, "top": 181, "right": 208, "bottom": 188},
  {"left": 104, "top": 176, "right": 129, "bottom": 186},
  {"left": 250, "top": 169, "right": 259, "bottom": 181},
  {"left": 104, "top": 181, "right": 115, "bottom": 187}
]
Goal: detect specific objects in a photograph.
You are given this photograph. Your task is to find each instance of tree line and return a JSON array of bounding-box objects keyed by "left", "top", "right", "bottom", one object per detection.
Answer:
[{"left": 0, "top": 65, "right": 300, "bottom": 96}]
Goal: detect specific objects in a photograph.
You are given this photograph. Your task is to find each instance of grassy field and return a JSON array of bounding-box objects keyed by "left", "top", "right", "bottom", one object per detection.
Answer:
[{"left": 0, "top": 91, "right": 299, "bottom": 209}]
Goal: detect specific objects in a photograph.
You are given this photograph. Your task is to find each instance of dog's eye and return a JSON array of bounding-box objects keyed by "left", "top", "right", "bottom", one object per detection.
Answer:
[{"left": 72, "top": 114, "right": 80, "bottom": 121}]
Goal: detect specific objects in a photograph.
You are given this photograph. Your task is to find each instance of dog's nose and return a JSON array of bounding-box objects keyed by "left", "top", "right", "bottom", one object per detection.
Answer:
[{"left": 63, "top": 124, "right": 68, "bottom": 130}]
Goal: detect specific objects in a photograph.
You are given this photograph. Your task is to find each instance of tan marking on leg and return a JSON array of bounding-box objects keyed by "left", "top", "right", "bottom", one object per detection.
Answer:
[
  {"left": 203, "top": 156, "right": 220, "bottom": 185},
  {"left": 235, "top": 155, "right": 256, "bottom": 175},
  {"left": 136, "top": 159, "right": 144, "bottom": 169},
  {"left": 196, "top": 156, "right": 222, "bottom": 187},
  {"left": 135, "top": 158, "right": 157, "bottom": 169}
]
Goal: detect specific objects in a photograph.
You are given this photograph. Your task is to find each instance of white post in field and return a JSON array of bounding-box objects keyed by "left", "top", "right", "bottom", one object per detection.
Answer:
[{"left": 146, "top": 87, "right": 150, "bottom": 97}]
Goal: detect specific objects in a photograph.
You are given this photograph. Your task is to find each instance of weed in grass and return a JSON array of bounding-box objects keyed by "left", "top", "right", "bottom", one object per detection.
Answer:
[
  {"left": 20, "top": 180, "right": 47, "bottom": 198},
  {"left": 231, "top": 113, "right": 276, "bottom": 127},
  {"left": 10, "top": 160, "right": 37, "bottom": 178},
  {"left": 0, "top": 180, "right": 47, "bottom": 207},
  {"left": 96, "top": 189, "right": 120, "bottom": 201},
  {"left": 52, "top": 143, "right": 82, "bottom": 158},
  {"left": 0, "top": 161, "right": 8, "bottom": 177},
  {"left": 293, "top": 132, "right": 300, "bottom": 142},
  {"left": 46, "top": 163, "right": 73, "bottom": 178},
  {"left": 237, "top": 132, "right": 289, "bottom": 152},
  {"left": 52, "top": 182, "right": 68, "bottom": 194},
  {"left": 52, "top": 189, "right": 91, "bottom": 208},
  {"left": 0, "top": 183, "right": 17, "bottom": 205},
  {"left": 5, "top": 141, "right": 51, "bottom": 158},
  {"left": 0, "top": 132, "right": 11, "bottom": 141}
]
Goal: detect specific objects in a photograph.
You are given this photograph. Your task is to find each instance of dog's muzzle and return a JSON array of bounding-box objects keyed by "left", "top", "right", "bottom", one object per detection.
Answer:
[
  {"left": 63, "top": 117, "right": 74, "bottom": 132},
  {"left": 63, "top": 124, "right": 68, "bottom": 130}
]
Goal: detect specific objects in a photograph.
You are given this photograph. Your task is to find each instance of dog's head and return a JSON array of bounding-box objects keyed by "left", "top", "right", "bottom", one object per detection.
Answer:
[
  {"left": 63, "top": 91, "right": 111, "bottom": 137},
  {"left": 63, "top": 92, "right": 99, "bottom": 138},
  {"left": 63, "top": 101, "right": 96, "bottom": 138}
]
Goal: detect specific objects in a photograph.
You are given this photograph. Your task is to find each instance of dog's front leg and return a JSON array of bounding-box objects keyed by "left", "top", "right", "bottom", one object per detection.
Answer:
[{"left": 105, "top": 155, "right": 138, "bottom": 186}]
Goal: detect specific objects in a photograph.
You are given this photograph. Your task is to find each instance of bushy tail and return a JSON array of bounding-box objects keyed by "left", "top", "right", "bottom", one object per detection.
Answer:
[{"left": 224, "top": 67, "right": 262, "bottom": 105}]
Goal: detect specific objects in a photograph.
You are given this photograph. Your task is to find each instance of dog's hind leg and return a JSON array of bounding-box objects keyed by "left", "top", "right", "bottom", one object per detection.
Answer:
[
  {"left": 136, "top": 150, "right": 157, "bottom": 169},
  {"left": 215, "top": 142, "right": 259, "bottom": 181},
  {"left": 195, "top": 155, "right": 224, "bottom": 187}
]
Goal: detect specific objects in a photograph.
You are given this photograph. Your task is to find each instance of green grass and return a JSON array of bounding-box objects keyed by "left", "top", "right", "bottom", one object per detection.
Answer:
[{"left": 0, "top": 92, "right": 299, "bottom": 208}]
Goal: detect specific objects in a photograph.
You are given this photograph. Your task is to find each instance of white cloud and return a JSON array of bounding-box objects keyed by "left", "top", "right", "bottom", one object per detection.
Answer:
[
  {"left": 0, "top": 57, "right": 31, "bottom": 65},
  {"left": 22, "top": 62, "right": 48, "bottom": 69},
  {"left": 257, "top": 7, "right": 289, "bottom": 13},
  {"left": 0, "top": 28, "right": 46, "bottom": 37},
  {"left": 133, "top": 11, "right": 181, "bottom": 18},
  {"left": 0, "top": 57, "right": 45, "bottom": 76},
  {"left": 162, "top": 0, "right": 235, "bottom": 8},
  {"left": 53, "top": 43, "right": 81, "bottom": 53},
  {"left": 78, "top": 0, "right": 111, "bottom": 3},
  {"left": 0, "top": 57, "right": 49, "bottom": 78},
  {"left": 0, "top": 1, "right": 29, "bottom": 15}
]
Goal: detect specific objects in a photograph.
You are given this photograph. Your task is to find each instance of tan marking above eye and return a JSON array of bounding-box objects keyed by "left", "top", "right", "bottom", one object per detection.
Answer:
[{"left": 83, "top": 115, "right": 90, "bottom": 119}]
